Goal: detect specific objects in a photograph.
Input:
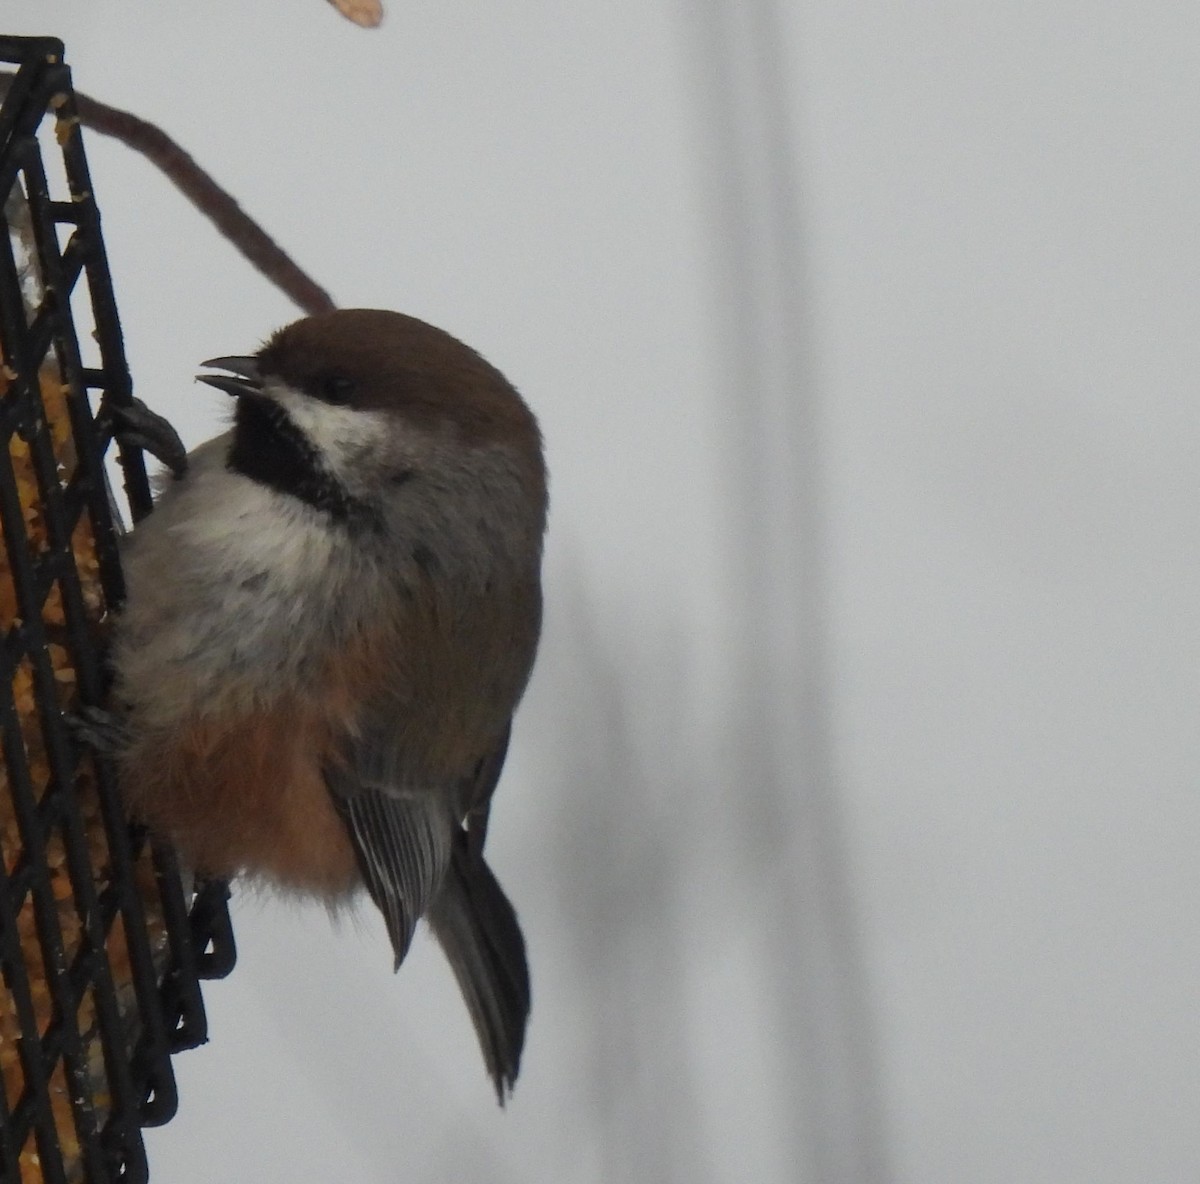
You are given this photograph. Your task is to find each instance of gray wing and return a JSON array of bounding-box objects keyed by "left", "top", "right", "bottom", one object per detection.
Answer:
[
  {"left": 461, "top": 719, "right": 511, "bottom": 858},
  {"left": 327, "top": 719, "right": 531, "bottom": 1096},
  {"left": 330, "top": 777, "right": 455, "bottom": 970},
  {"left": 325, "top": 719, "right": 512, "bottom": 972}
]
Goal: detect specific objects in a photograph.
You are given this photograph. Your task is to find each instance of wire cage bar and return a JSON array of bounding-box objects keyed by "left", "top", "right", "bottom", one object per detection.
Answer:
[{"left": 0, "top": 35, "right": 235, "bottom": 1184}]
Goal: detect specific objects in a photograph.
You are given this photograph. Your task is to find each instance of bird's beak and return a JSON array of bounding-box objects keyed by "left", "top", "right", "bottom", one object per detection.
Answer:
[{"left": 196, "top": 355, "right": 263, "bottom": 399}]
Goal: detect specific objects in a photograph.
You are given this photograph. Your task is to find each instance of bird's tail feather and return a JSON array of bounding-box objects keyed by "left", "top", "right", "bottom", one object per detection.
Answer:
[{"left": 428, "top": 841, "right": 530, "bottom": 1102}]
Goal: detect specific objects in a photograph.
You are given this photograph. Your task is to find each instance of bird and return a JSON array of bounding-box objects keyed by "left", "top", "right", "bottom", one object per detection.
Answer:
[{"left": 104, "top": 307, "right": 546, "bottom": 1099}]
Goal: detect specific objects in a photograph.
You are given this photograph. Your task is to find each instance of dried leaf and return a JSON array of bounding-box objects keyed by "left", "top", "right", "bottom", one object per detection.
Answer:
[{"left": 327, "top": 0, "right": 383, "bottom": 28}]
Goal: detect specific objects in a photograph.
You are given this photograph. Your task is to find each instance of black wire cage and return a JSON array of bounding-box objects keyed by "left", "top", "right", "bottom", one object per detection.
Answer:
[{"left": 0, "top": 36, "right": 234, "bottom": 1184}]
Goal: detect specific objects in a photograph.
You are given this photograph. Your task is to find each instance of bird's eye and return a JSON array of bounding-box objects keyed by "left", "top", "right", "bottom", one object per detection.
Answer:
[{"left": 319, "top": 374, "right": 356, "bottom": 405}]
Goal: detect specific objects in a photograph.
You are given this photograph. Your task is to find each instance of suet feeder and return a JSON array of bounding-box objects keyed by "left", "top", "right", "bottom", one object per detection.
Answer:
[{"left": 0, "top": 36, "right": 235, "bottom": 1184}]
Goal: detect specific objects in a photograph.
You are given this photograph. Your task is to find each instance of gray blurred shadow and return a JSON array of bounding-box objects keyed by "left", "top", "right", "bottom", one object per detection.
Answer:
[
  {"left": 540, "top": 573, "right": 715, "bottom": 1184},
  {"left": 681, "top": 2, "right": 893, "bottom": 1181}
]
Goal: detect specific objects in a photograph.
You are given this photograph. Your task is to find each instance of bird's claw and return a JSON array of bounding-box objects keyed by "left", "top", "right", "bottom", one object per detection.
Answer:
[
  {"left": 66, "top": 704, "right": 130, "bottom": 757},
  {"left": 111, "top": 398, "right": 188, "bottom": 479}
]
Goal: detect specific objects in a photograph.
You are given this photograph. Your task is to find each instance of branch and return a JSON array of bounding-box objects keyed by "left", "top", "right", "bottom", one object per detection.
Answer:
[
  {"left": 73, "top": 90, "right": 337, "bottom": 315},
  {"left": 0, "top": 72, "right": 336, "bottom": 316}
]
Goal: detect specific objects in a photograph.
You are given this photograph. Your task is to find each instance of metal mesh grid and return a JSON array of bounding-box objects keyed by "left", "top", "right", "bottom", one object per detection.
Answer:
[{"left": 0, "top": 35, "right": 235, "bottom": 1184}]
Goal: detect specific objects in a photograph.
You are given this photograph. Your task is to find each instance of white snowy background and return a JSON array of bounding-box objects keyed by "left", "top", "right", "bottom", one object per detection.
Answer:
[{"left": 7, "top": 3, "right": 1200, "bottom": 1181}]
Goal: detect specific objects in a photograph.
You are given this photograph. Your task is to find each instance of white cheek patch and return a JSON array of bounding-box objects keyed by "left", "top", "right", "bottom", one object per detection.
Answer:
[{"left": 266, "top": 380, "right": 392, "bottom": 474}]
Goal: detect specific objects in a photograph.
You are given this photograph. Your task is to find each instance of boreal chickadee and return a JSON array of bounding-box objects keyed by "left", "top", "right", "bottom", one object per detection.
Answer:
[{"left": 109, "top": 308, "right": 546, "bottom": 1099}]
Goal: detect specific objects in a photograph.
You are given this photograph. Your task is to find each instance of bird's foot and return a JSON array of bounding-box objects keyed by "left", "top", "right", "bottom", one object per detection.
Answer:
[
  {"left": 111, "top": 398, "right": 188, "bottom": 479},
  {"left": 66, "top": 704, "right": 130, "bottom": 757}
]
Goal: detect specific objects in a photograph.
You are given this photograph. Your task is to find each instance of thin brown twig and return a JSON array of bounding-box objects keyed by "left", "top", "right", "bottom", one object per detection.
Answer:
[
  {"left": 1, "top": 72, "right": 336, "bottom": 315},
  {"left": 73, "top": 91, "right": 337, "bottom": 315}
]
